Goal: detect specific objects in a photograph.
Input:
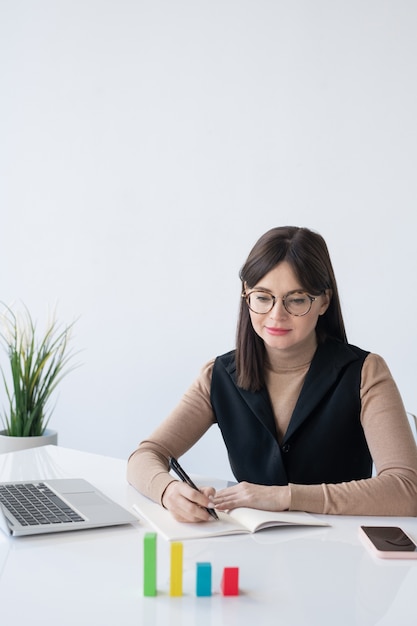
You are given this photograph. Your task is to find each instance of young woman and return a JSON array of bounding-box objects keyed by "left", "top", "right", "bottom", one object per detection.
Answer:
[{"left": 127, "top": 226, "right": 417, "bottom": 521}]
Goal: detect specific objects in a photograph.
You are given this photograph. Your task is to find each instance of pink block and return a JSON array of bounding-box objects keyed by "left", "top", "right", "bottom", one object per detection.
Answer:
[{"left": 220, "top": 567, "right": 239, "bottom": 596}]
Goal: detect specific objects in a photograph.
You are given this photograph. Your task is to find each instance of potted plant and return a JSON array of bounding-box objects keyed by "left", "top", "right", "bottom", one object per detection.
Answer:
[{"left": 0, "top": 303, "right": 77, "bottom": 453}]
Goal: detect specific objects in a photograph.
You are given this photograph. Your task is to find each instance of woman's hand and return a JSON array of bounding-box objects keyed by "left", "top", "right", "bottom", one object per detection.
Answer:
[
  {"left": 162, "top": 480, "right": 216, "bottom": 522},
  {"left": 212, "top": 482, "right": 290, "bottom": 512}
]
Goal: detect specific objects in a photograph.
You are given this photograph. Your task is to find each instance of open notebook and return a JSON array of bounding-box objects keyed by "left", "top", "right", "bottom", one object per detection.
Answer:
[
  {"left": 0, "top": 478, "right": 137, "bottom": 537},
  {"left": 132, "top": 494, "right": 328, "bottom": 541}
]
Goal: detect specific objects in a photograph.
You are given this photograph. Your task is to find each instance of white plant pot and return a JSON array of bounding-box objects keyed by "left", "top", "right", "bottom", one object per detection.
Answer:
[{"left": 0, "top": 429, "right": 58, "bottom": 454}]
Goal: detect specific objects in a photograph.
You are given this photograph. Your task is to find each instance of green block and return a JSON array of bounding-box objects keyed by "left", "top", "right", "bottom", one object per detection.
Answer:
[{"left": 143, "top": 532, "right": 157, "bottom": 596}]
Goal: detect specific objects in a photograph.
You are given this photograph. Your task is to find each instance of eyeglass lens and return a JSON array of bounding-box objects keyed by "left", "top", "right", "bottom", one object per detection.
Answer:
[{"left": 246, "top": 291, "right": 313, "bottom": 316}]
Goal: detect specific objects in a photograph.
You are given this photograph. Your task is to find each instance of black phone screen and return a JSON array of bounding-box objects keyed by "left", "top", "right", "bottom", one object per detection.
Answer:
[{"left": 361, "top": 526, "right": 417, "bottom": 552}]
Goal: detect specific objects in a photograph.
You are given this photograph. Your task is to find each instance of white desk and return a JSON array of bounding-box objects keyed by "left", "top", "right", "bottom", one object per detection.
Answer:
[{"left": 1, "top": 445, "right": 417, "bottom": 626}]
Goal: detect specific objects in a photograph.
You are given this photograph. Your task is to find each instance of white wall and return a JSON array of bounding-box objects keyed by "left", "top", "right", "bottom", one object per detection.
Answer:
[{"left": 1, "top": 1, "right": 416, "bottom": 480}]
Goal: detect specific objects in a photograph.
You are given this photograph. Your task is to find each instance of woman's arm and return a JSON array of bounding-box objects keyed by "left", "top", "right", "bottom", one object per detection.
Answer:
[
  {"left": 214, "top": 354, "right": 417, "bottom": 516},
  {"left": 290, "top": 354, "right": 417, "bottom": 515},
  {"left": 127, "top": 360, "right": 216, "bottom": 507}
]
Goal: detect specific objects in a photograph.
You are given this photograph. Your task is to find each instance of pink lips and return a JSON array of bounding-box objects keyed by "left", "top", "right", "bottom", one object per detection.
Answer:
[{"left": 265, "top": 327, "right": 291, "bottom": 336}]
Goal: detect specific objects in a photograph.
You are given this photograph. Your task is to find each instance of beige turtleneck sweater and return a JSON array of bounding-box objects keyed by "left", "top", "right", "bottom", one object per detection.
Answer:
[{"left": 127, "top": 341, "right": 417, "bottom": 516}]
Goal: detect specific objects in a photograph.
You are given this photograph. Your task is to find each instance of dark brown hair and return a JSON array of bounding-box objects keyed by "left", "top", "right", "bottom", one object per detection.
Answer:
[{"left": 235, "top": 226, "right": 347, "bottom": 391}]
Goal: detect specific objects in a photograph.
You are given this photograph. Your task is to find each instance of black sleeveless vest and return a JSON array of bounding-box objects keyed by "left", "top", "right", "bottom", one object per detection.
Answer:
[{"left": 210, "top": 338, "right": 372, "bottom": 486}]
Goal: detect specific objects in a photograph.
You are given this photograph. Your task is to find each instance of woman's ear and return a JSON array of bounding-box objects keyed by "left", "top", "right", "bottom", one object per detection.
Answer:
[{"left": 319, "top": 289, "right": 332, "bottom": 315}]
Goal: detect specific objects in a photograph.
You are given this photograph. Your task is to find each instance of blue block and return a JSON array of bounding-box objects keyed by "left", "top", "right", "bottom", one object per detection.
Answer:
[{"left": 196, "top": 562, "right": 212, "bottom": 597}]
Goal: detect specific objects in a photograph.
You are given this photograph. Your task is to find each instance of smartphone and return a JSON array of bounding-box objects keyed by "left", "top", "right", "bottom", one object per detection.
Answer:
[{"left": 359, "top": 526, "right": 417, "bottom": 559}]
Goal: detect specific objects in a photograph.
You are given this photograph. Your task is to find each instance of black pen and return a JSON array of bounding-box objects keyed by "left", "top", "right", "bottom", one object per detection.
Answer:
[{"left": 169, "top": 456, "right": 219, "bottom": 520}]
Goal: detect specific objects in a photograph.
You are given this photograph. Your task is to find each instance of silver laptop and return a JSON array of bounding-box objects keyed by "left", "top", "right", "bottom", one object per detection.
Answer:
[{"left": 0, "top": 478, "right": 137, "bottom": 537}]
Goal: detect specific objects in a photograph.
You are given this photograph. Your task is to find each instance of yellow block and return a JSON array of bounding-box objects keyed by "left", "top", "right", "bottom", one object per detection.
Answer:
[{"left": 169, "top": 542, "right": 183, "bottom": 596}]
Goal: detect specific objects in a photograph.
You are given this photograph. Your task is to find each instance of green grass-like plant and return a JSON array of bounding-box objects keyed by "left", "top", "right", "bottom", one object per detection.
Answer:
[{"left": 0, "top": 304, "right": 77, "bottom": 437}]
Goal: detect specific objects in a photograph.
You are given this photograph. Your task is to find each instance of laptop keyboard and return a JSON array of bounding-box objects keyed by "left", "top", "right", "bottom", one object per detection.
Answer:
[{"left": 0, "top": 482, "right": 85, "bottom": 526}]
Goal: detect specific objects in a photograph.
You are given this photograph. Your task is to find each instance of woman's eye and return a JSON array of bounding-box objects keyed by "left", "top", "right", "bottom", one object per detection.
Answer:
[{"left": 255, "top": 295, "right": 272, "bottom": 303}]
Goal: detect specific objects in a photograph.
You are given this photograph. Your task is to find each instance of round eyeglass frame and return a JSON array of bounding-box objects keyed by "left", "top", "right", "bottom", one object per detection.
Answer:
[{"left": 242, "top": 289, "right": 317, "bottom": 317}]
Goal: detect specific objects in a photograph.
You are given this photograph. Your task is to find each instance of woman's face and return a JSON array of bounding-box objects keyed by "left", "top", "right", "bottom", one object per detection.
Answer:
[{"left": 247, "top": 261, "right": 330, "bottom": 354}]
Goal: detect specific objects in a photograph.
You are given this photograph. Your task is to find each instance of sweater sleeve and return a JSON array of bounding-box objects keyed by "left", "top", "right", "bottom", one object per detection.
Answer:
[
  {"left": 127, "top": 360, "right": 216, "bottom": 504},
  {"left": 289, "top": 353, "right": 417, "bottom": 516}
]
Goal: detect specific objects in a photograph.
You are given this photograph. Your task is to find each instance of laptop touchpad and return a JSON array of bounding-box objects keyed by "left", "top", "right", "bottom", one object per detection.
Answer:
[{"left": 70, "top": 493, "right": 109, "bottom": 508}]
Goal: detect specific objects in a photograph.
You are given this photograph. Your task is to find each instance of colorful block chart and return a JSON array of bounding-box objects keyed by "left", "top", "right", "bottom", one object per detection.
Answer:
[{"left": 142, "top": 534, "right": 239, "bottom": 597}]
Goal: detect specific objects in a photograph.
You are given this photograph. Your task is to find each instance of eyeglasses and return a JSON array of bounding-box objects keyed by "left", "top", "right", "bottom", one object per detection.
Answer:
[{"left": 243, "top": 290, "right": 318, "bottom": 316}]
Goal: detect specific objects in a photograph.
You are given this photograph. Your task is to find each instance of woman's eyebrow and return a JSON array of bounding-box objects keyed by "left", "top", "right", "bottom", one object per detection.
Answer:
[
  {"left": 252, "top": 286, "right": 304, "bottom": 294},
  {"left": 251, "top": 285, "right": 273, "bottom": 292}
]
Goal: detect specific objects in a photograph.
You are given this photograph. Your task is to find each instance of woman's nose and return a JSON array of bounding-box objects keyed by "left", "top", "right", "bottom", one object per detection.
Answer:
[{"left": 269, "top": 298, "right": 288, "bottom": 319}]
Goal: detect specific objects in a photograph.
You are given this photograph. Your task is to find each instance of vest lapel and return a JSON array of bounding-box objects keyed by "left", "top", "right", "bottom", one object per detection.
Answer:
[
  {"left": 224, "top": 358, "right": 278, "bottom": 439},
  {"left": 283, "top": 340, "right": 362, "bottom": 443}
]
